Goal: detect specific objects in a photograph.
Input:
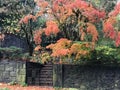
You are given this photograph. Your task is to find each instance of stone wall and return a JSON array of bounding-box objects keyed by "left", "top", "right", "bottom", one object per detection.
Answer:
[
  {"left": 2, "top": 60, "right": 120, "bottom": 89},
  {"left": 53, "top": 64, "right": 120, "bottom": 90},
  {"left": 0, "top": 60, "right": 53, "bottom": 86},
  {"left": 0, "top": 59, "right": 26, "bottom": 84}
]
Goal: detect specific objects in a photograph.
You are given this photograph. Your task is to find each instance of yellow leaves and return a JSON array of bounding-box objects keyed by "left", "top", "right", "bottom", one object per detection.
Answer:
[
  {"left": 75, "top": 50, "right": 89, "bottom": 60},
  {"left": 46, "top": 38, "right": 94, "bottom": 62},
  {"left": 33, "top": 47, "right": 51, "bottom": 64},
  {"left": 40, "top": 52, "right": 51, "bottom": 64},
  {"left": 46, "top": 44, "right": 54, "bottom": 49},
  {"left": 51, "top": 49, "right": 70, "bottom": 57},
  {"left": 69, "top": 42, "right": 94, "bottom": 60},
  {"left": 46, "top": 38, "right": 72, "bottom": 57},
  {"left": 69, "top": 43, "right": 82, "bottom": 54}
]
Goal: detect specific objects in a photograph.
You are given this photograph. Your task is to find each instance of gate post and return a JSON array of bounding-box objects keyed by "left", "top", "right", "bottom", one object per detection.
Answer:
[{"left": 53, "top": 64, "right": 63, "bottom": 87}]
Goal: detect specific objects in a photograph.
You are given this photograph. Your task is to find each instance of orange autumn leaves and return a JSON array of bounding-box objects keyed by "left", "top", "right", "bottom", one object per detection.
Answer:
[
  {"left": 19, "top": 14, "right": 36, "bottom": 24},
  {"left": 86, "top": 23, "right": 98, "bottom": 42},
  {"left": 18, "top": 0, "right": 120, "bottom": 63},
  {"left": 33, "top": 20, "right": 60, "bottom": 45},
  {"left": 20, "top": 0, "right": 120, "bottom": 47},
  {"left": 34, "top": 30, "right": 43, "bottom": 45},
  {"left": 45, "top": 21, "right": 60, "bottom": 36},
  {"left": 103, "top": 2, "right": 120, "bottom": 47},
  {"left": 34, "top": 0, "right": 105, "bottom": 23},
  {"left": 33, "top": 0, "right": 101, "bottom": 44},
  {"left": 103, "top": 17, "right": 120, "bottom": 47},
  {"left": 46, "top": 38, "right": 94, "bottom": 60},
  {"left": 46, "top": 38, "right": 71, "bottom": 57},
  {"left": 68, "top": 0, "right": 105, "bottom": 22},
  {"left": 80, "top": 22, "right": 98, "bottom": 42}
]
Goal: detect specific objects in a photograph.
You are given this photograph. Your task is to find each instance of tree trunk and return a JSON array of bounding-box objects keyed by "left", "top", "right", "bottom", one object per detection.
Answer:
[{"left": 28, "top": 43, "right": 33, "bottom": 56}]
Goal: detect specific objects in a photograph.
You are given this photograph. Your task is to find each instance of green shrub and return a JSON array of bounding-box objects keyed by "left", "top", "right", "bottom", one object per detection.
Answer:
[
  {"left": 0, "top": 46, "right": 22, "bottom": 59},
  {"left": 0, "top": 46, "right": 31, "bottom": 60},
  {"left": 71, "top": 45, "right": 120, "bottom": 65},
  {"left": 89, "top": 45, "right": 120, "bottom": 65}
]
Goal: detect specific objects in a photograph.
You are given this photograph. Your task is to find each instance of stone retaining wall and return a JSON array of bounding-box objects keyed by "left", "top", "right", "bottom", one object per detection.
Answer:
[
  {"left": 53, "top": 64, "right": 120, "bottom": 90},
  {"left": 1, "top": 60, "right": 120, "bottom": 89},
  {"left": 0, "top": 59, "right": 26, "bottom": 84},
  {"left": 0, "top": 60, "right": 53, "bottom": 86}
]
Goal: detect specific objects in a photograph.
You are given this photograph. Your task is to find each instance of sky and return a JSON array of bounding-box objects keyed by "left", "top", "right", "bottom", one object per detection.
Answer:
[{"left": 117, "top": 0, "right": 120, "bottom": 3}]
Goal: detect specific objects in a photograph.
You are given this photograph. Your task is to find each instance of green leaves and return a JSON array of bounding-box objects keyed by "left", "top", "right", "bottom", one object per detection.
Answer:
[
  {"left": 1, "top": 12, "right": 22, "bottom": 34},
  {"left": 116, "top": 14, "right": 120, "bottom": 20},
  {"left": 93, "top": 45, "right": 120, "bottom": 64}
]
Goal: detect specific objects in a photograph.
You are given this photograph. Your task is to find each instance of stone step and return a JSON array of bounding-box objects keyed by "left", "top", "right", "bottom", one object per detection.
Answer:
[
  {"left": 44, "top": 64, "right": 53, "bottom": 67},
  {"left": 39, "top": 74, "right": 53, "bottom": 78},
  {"left": 40, "top": 69, "right": 53, "bottom": 72},
  {"left": 39, "top": 80, "right": 53, "bottom": 84},
  {"left": 41, "top": 66, "right": 53, "bottom": 69},
  {"left": 39, "top": 78, "right": 53, "bottom": 81}
]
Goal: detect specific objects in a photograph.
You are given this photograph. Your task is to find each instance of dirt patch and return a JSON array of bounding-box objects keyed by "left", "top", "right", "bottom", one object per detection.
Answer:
[{"left": 0, "top": 83, "right": 54, "bottom": 90}]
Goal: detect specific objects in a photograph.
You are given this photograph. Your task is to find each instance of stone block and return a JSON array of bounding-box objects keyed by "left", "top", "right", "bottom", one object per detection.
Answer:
[
  {"left": 0, "top": 73, "right": 2, "bottom": 77},
  {"left": 10, "top": 77, "right": 16, "bottom": 82},
  {"left": 5, "top": 66, "right": 14, "bottom": 71},
  {"left": 19, "top": 69, "right": 26, "bottom": 75},
  {"left": 22, "top": 63, "right": 26, "bottom": 69},
  {"left": 17, "top": 75, "right": 26, "bottom": 83},
  {"left": 9, "top": 62, "right": 17, "bottom": 68},
  {"left": 10, "top": 72, "right": 16, "bottom": 77},
  {"left": 0, "top": 65, "right": 5, "bottom": 71},
  {"left": 2, "top": 71, "right": 10, "bottom": 78},
  {"left": 0, "top": 60, "right": 9, "bottom": 64},
  {"left": 17, "top": 61, "right": 25, "bottom": 69}
]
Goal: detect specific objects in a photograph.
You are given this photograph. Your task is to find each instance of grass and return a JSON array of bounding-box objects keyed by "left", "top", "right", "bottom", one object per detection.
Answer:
[{"left": 0, "top": 88, "right": 10, "bottom": 90}]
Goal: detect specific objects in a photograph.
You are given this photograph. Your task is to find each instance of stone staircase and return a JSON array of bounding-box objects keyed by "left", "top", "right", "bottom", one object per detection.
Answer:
[
  {"left": 26, "top": 62, "right": 53, "bottom": 86},
  {"left": 39, "top": 64, "right": 53, "bottom": 86}
]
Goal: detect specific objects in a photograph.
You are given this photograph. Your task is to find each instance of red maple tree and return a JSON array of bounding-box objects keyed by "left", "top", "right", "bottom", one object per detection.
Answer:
[{"left": 20, "top": 0, "right": 120, "bottom": 62}]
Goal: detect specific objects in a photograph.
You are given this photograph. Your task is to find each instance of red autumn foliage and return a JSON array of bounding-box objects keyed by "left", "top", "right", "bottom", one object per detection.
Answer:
[
  {"left": 34, "top": 30, "right": 43, "bottom": 44},
  {"left": 51, "top": 49, "right": 70, "bottom": 57},
  {"left": 109, "top": 3, "right": 120, "bottom": 16},
  {"left": 68, "top": 0, "right": 106, "bottom": 22},
  {"left": 44, "top": 21, "right": 60, "bottom": 36},
  {"left": 34, "top": 45, "right": 42, "bottom": 51},
  {"left": 115, "top": 32, "right": 120, "bottom": 47},
  {"left": 19, "top": 14, "right": 36, "bottom": 24},
  {"left": 46, "top": 38, "right": 71, "bottom": 57},
  {"left": 103, "top": 3, "right": 120, "bottom": 47},
  {"left": 33, "top": 0, "right": 106, "bottom": 45},
  {"left": 32, "top": 0, "right": 120, "bottom": 61},
  {"left": 86, "top": 23, "right": 98, "bottom": 42}
]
